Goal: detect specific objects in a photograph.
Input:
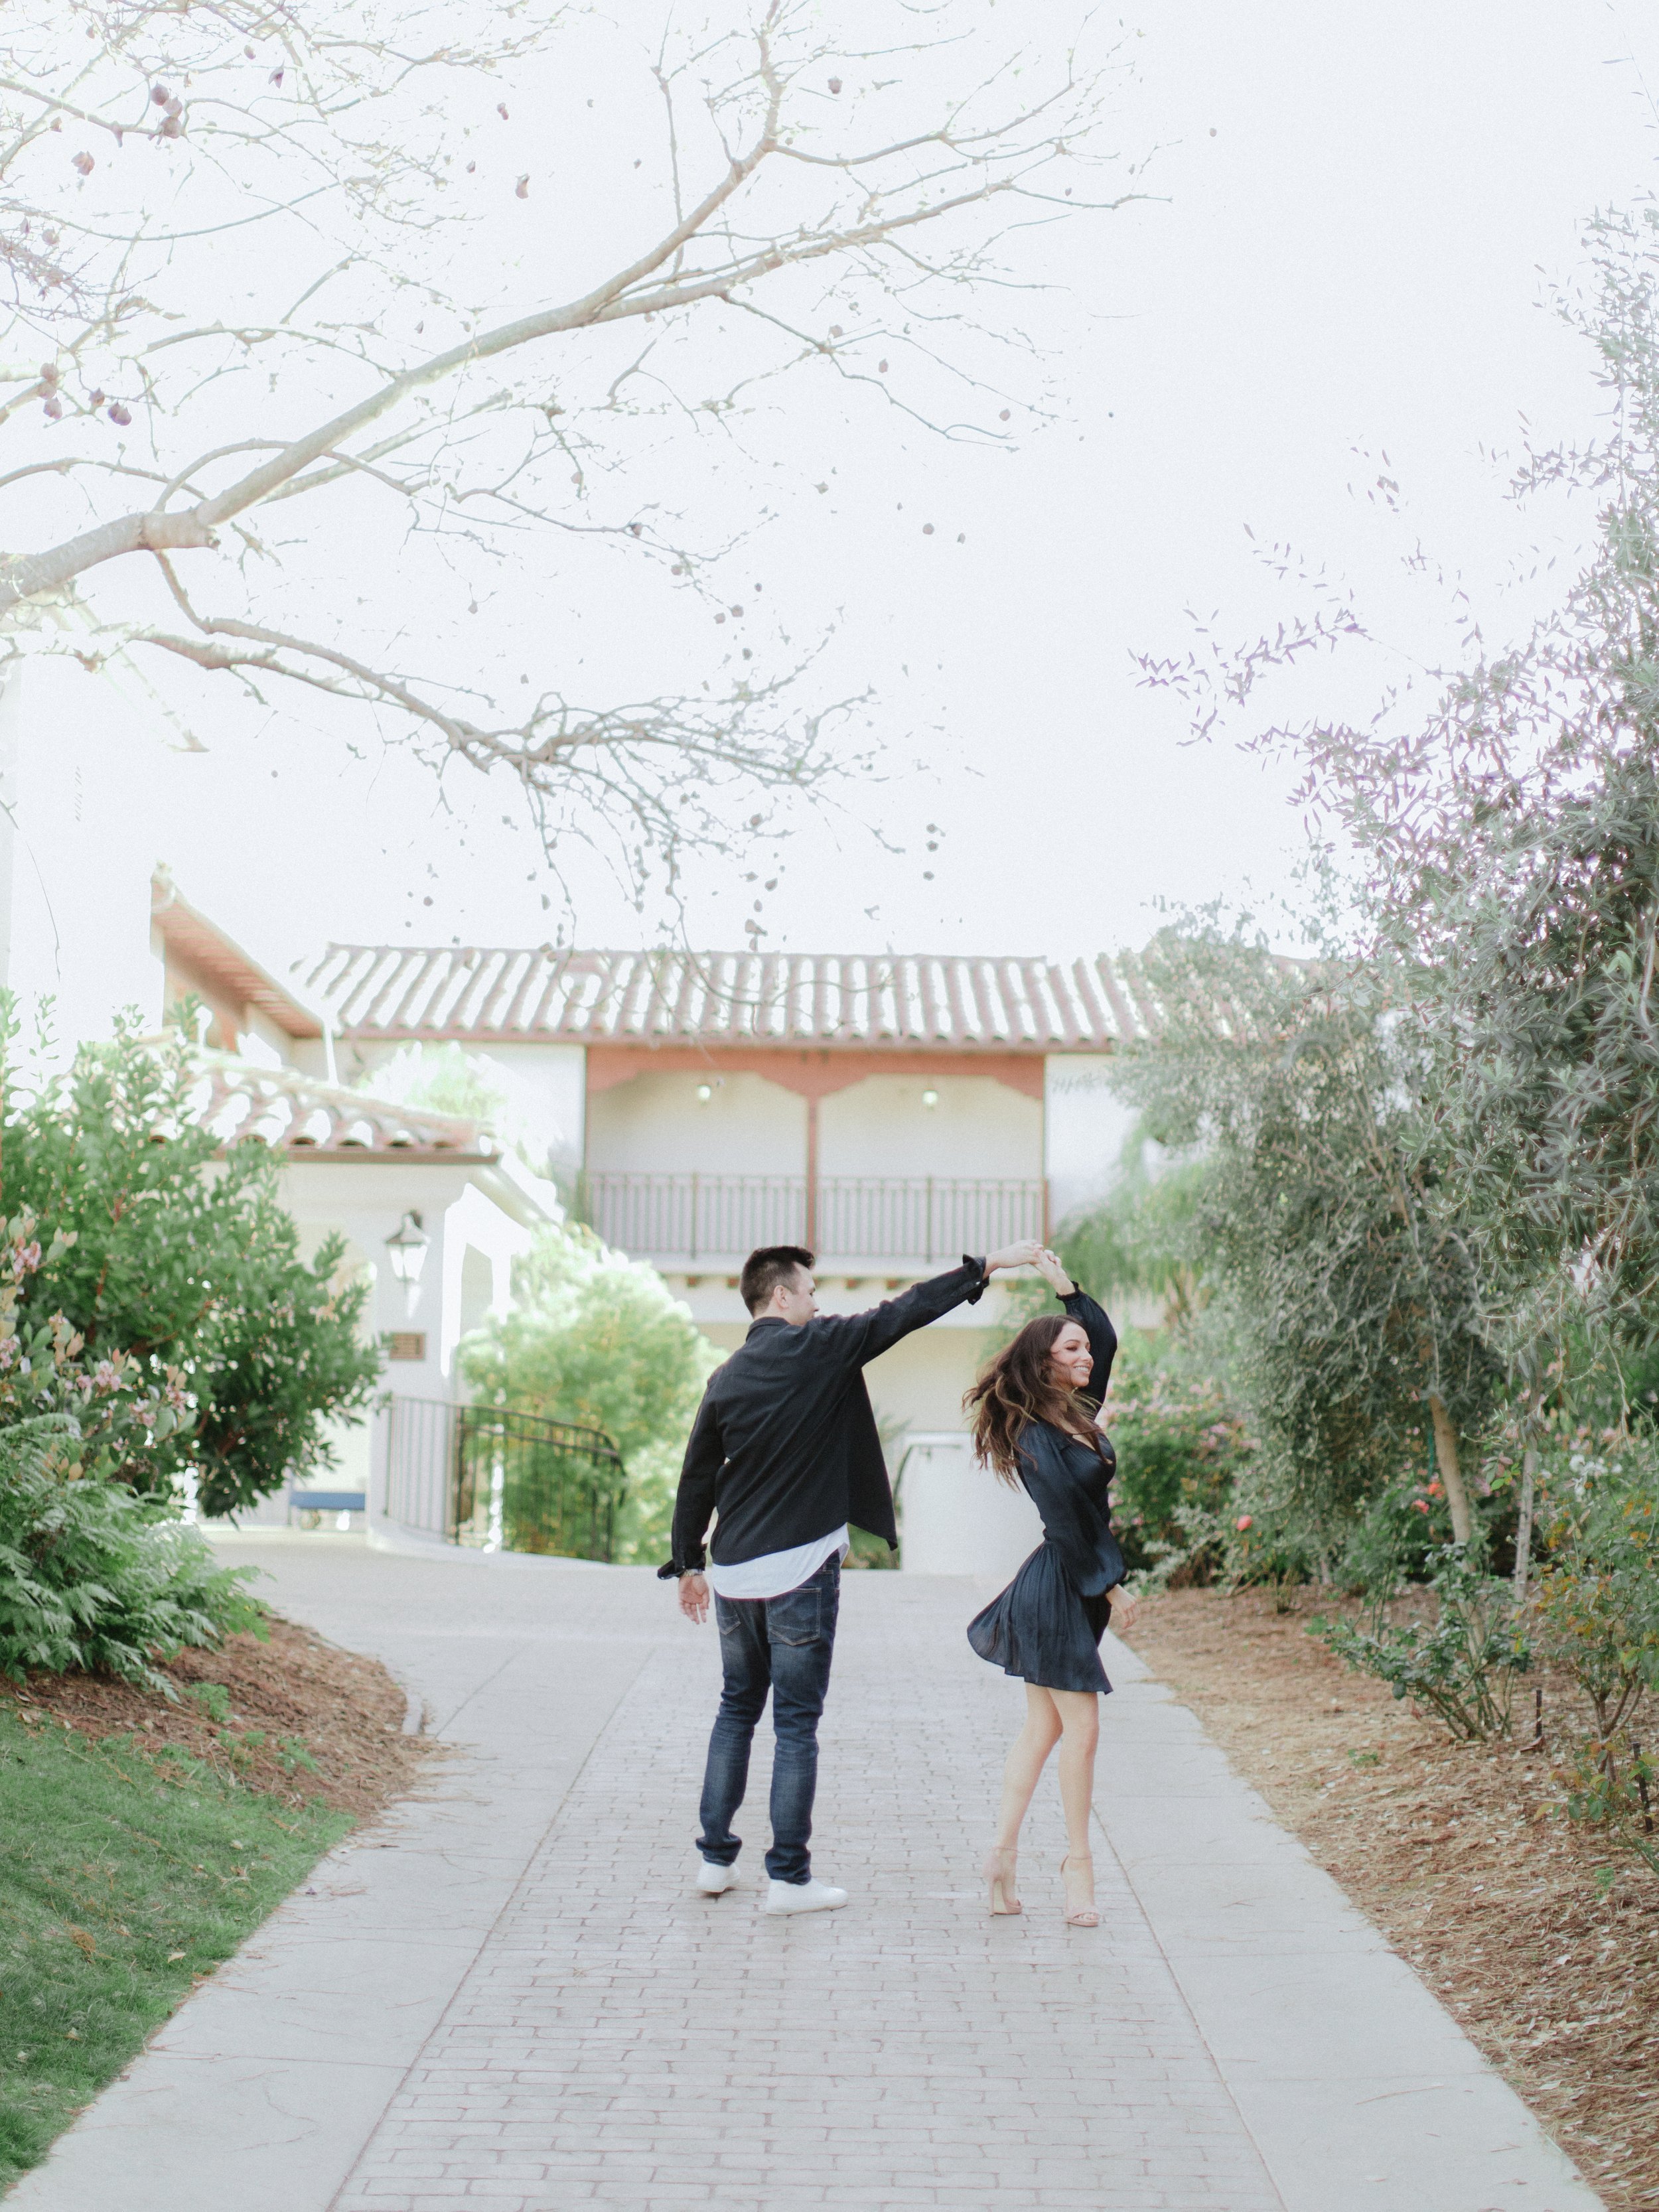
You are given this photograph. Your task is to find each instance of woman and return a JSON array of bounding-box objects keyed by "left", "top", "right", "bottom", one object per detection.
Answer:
[{"left": 964, "top": 1247, "right": 1137, "bottom": 1927}]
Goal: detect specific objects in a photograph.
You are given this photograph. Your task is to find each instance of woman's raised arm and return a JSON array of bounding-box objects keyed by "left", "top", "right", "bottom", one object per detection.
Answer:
[{"left": 1031, "top": 1244, "right": 1117, "bottom": 1402}]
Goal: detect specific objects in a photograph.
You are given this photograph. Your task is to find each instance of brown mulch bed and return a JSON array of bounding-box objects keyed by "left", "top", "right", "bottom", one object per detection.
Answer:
[
  {"left": 1119, "top": 1590, "right": 1659, "bottom": 2212},
  {"left": 0, "top": 1616, "right": 434, "bottom": 1821}
]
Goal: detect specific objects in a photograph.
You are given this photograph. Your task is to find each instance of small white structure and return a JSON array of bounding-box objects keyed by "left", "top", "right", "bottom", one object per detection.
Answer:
[
  {"left": 177, "top": 1050, "right": 562, "bottom": 1532},
  {"left": 897, "top": 1432, "right": 1043, "bottom": 1580}
]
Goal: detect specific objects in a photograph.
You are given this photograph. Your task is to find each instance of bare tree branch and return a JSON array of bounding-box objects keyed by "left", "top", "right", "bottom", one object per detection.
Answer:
[{"left": 1, "top": 0, "right": 1135, "bottom": 888}]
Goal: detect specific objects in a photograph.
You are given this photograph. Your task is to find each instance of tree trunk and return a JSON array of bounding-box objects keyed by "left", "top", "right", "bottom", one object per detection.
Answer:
[
  {"left": 1512, "top": 1442, "right": 1538, "bottom": 1601},
  {"left": 1427, "top": 1391, "right": 1474, "bottom": 1545}
]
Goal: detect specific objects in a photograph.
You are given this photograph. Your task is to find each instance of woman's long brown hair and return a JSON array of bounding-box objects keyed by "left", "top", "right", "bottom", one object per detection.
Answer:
[{"left": 964, "top": 1314, "right": 1105, "bottom": 1485}]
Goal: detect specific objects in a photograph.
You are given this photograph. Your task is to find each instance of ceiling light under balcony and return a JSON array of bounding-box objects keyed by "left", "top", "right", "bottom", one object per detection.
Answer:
[{"left": 922, "top": 1089, "right": 940, "bottom": 1109}]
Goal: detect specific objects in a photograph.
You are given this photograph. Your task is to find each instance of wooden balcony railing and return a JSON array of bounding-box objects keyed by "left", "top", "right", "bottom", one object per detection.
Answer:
[{"left": 583, "top": 1172, "right": 1047, "bottom": 1266}]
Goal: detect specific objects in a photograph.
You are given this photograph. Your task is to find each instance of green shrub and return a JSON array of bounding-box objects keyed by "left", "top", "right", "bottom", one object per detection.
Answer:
[
  {"left": 1528, "top": 1446, "right": 1659, "bottom": 1869},
  {"left": 1534, "top": 1448, "right": 1659, "bottom": 1738},
  {"left": 0, "top": 1417, "right": 263, "bottom": 1690},
  {"left": 1, "top": 1016, "right": 381, "bottom": 1516},
  {"left": 461, "top": 1225, "right": 717, "bottom": 1564},
  {"left": 1313, "top": 1547, "right": 1530, "bottom": 1740},
  {"left": 1221, "top": 1487, "right": 1323, "bottom": 1608},
  {"left": 1103, "top": 1338, "right": 1251, "bottom": 1582}
]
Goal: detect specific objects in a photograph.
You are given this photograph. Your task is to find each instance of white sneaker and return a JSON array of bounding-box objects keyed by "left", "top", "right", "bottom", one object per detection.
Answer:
[
  {"left": 764, "top": 1876, "right": 849, "bottom": 1915},
  {"left": 695, "top": 1858, "right": 742, "bottom": 1895}
]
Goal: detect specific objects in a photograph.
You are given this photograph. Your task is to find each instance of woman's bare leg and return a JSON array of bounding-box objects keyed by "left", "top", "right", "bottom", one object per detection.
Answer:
[
  {"left": 1050, "top": 1689, "right": 1102, "bottom": 1909},
  {"left": 993, "top": 1685, "right": 1063, "bottom": 1850}
]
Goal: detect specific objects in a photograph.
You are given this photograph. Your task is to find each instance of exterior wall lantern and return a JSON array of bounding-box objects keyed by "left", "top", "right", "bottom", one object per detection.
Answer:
[
  {"left": 695, "top": 1083, "right": 713, "bottom": 1103},
  {"left": 384, "top": 1211, "right": 431, "bottom": 1316},
  {"left": 921, "top": 1089, "right": 940, "bottom": 1109}
]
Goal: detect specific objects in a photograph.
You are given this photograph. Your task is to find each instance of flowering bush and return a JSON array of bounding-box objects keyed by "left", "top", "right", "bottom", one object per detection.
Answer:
[
  {"left": 1102, "top": 1340, "right": 1252, "bottom": 1582},
  {"left": 1337, "top": 1474, "right": 1458, "bottom": 1622},
  {"left": 1, "top": 1020, "right": 380, "bottom": 1515},
  {"left": 0, "top": 1210, "right": 192, "bottom": 1481}
]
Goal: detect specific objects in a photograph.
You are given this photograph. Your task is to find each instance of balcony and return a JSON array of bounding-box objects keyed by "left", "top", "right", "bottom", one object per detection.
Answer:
[{"left": 583, "top": 1172, "right": 1048, "bottom": 1268}]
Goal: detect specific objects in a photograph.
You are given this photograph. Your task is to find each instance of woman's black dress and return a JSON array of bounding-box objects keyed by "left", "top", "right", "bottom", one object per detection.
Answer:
[{"left": 966, "top": 1288, "right": 1125, "bottom": 1695}]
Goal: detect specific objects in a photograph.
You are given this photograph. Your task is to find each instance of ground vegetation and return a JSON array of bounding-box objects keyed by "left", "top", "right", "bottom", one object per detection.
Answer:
[{"left": 0, "top": 1613, "right": 429, "bottom": 2188}]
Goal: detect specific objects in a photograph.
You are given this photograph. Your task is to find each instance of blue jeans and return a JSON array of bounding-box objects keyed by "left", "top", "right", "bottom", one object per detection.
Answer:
[{"left": 697, "top": 1556, "right": 840, "bottom": 1885}]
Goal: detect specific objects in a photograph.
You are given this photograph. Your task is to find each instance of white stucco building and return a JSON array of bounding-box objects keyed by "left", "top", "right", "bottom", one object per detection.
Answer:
[{"left": 299, "top": 945, "right": 1157, "bottom": 1568}]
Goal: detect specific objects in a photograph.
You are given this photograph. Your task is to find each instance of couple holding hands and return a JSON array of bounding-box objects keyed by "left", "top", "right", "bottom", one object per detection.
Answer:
[{"left": 661, "top": 1235, "right": 1135, "bottom": 1926}]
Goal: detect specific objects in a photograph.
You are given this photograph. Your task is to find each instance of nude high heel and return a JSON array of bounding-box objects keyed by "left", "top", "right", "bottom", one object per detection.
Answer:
[
  {"left": 983, "top": 1844, "right": 1023, "bottom": 1916},
  {"left": 1060, "top": 1852, "right": 1099, "bottom": 1927}
]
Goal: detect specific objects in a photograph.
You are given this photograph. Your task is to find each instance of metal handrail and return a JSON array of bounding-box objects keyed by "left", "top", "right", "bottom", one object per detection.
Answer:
[
  {"left": 384, "top": 1396, "right": 625, "bottom": 1560},
  {"left": 583, "top": 1170, "right": 1046, "bottom": 1263}
]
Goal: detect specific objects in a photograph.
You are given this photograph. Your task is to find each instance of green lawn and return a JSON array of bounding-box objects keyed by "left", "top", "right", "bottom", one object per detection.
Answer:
[{"left": 0, "top": 1702, "right": 351, "bottom": 2188}]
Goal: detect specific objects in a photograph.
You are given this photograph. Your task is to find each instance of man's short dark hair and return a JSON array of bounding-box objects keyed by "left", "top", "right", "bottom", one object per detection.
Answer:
[{"left": 741, "top": 1245, "right": 815, "bottom": 1316}]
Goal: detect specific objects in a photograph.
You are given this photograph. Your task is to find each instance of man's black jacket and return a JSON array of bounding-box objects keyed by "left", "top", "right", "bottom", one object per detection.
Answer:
[{"left": 660, "top": 1257, "right": 989, "bottom": 1577}]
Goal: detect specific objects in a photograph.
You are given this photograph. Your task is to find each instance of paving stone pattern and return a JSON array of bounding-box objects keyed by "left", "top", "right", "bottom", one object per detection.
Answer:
[{"left": 336, "top": 1578, "right": 1283, "bottom": 2212}]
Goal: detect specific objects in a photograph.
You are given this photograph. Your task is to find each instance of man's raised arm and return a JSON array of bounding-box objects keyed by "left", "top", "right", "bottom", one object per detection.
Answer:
[{"left": 813, "top": 1239, "right": 1043, "bottom": 1367}]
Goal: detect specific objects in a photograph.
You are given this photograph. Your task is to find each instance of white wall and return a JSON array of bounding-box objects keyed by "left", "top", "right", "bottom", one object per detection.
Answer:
[
  {"left": 263, "top": 1158, "right": 538, "bottom": 1532},
  {"left": 819, "top": 1072, "right": 1041, "bottom": 1180},
  {"left": 586, "top": 1068, "right": 806, "bottom": 1175},
  {"left": 280, "top": 1158, "right": 526, "bottom": 1391},
  {"left": 1045, "top": 1053, "right": 1137, "bottom": 1227},
  {"left": 899, "top": 1432, "right": 1043, "bottom": 1578}
]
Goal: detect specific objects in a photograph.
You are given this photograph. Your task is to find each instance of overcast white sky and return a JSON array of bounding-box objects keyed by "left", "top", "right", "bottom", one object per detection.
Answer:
[{"left": 145, "top": 0, "right": 1659, "bottom": 977}]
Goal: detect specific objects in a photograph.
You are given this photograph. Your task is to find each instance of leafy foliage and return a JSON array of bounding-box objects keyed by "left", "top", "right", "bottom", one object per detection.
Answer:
[
  {"left": 355, "top": 1044, "right": 508, "bottom": 1126},
  {"left": 1527, "top": 1443, "right": 1659, "bottom": 1871},
  {"left": 1536, "top": 1449, "right": 1659, "bottom": 1740},
  {"left": 0, "top": 1418, "right": 264, "bottom": 1690},
  {"left": 1107, "top": 922, "right": 1501, "bottom": 1547},
  {"left": 0, "top": 1210, "right": 192, "bottom": 1482},
  {"left": 1336, "top": 1475, "right": 1457, "bottom": 1624},
  {"left": 1314, "top": 1549, "right": 1532, "bottom": 1741},
  {"left": 1, "top": 1020, "right": 381, "bottom": 1516},
  {"left": 1145, "top": 209, "right": 1659, "bottom": 1418},
  {"left": 1100, "top": 1334, "right": 1250, "bottom": 1580},
  {"left": 461, "top": 1225, "right": 717, "bottom": 1565},
  {"left": 1058, "top": 1130, "right": 1210, "bottom": 1328}
]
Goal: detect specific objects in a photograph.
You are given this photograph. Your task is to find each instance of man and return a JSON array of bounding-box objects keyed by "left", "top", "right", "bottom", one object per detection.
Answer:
[{"left": 662, "top": 1237, "right": 1041, "bottom": 1915}]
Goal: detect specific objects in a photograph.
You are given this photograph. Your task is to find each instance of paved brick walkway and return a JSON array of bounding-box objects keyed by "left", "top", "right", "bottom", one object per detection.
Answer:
[
  {"left": 338, "top": 1581, "right": 1279, "bottom": 2212},
  {"left": 7, "top": 1539, "right": 1604, "bottom": 2212}
]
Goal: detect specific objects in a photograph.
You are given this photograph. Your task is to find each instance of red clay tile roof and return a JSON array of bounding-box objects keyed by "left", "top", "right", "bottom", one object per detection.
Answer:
[
  {"left": 186, "top": 1052, "right": 495, "bottom": 1159},
  {"left": 153, "top": 877, "right": 324, "bottom": 1038},
  {"left": 299, "top": 947, "right": 1161, "bottom": 1056}
]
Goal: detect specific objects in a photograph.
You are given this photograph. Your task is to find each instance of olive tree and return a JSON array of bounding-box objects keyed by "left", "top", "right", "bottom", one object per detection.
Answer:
[
  {"left": 1138, "top": 207, "right": 1659, "bottom": 1562},
  {"left": 1109, "top": 922, "right": 1501, "bottom": 1548}
]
